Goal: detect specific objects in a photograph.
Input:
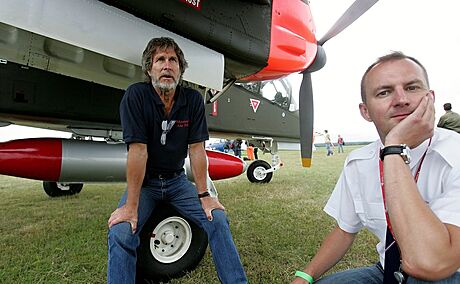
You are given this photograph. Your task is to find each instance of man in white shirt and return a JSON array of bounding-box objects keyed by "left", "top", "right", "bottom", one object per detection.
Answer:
[{"left": 292, "top": 52, "right": 460, "bottom": 284}]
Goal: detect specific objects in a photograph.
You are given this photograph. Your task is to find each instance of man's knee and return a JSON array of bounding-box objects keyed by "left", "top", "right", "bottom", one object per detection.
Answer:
[
  {"left": 212, "top": 208, "right": 229, "bottom": 221},
  {"left": 206, "top": 209, "right": 230, "bottom": 231},
  {"left": 108, "top": 222, "right": 138, "bottom": 248}
]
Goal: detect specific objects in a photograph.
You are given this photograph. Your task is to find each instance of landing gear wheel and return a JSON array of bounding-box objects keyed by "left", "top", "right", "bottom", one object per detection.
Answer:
[
  {"left": 137, "top": 203, "right": 208, "bottom": 282},
  {"left": 247, "top": 160, "right": 273, "bottom": 183},
  {"left": 43, "top": 181, "right": 83, "bottom": 197}
]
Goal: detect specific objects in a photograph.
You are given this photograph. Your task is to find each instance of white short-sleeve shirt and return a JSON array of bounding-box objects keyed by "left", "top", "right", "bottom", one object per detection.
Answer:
[{"left": 324, "top": 128, "right": 460, "bottom": 269}]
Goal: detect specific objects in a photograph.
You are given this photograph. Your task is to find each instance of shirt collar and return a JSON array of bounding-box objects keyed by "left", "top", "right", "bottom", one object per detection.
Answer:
[{"left": 408, "top": 138, "right": 431, "bottom": 170}]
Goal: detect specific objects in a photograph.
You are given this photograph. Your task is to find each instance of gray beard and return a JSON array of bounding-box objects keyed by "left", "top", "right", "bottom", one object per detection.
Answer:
[{"left": 152, "top": 79, "right": 178, "bottom": 92}]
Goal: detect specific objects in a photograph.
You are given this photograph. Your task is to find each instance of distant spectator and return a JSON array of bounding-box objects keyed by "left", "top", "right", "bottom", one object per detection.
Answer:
[
  {"left": 233, "top": 138, "right": 242, "bottom": 158},
  {"left": 337, "top": 135, "right": 344, "bottom": 153},
  {"left": 253, "top": 143, "right": 259, "bottom": 160},
  {"left": 223, "top": 139, "right": 231, "bottom": 153},
  {"left": 324, "top": 130, "right": 334, "bottom": 156},
  {"left": 437, "top": 103, "right": 460, "bottom": 133},
  {"left": 246, "top": 143, "right": 255, "bottom": 160},
  {"left": 253, "top": 142, "right": 262, "bottom": 159}
]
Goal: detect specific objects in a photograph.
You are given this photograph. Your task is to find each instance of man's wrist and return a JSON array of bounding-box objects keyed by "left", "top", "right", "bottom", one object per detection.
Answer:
[
  {"left": 295, "top": 271, "right": 314, "bottom": 283},
  {"left": 125, "top": 199, "right": 139, "bottom": 209},
  {"left": 380, "top": 144, "right": 411, "bottom": 164},
  {"left": 198, "top": 191, "right": 210, "bottom": 198}
]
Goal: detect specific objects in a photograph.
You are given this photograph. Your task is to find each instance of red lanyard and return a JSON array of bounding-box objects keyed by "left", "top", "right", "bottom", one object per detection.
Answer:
[{"left": 379, "top": 139, "right": 431, "bottom": 239}]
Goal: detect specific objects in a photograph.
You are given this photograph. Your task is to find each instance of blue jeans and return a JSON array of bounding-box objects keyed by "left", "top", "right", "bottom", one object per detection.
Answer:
[
  {"left": 107, "top": 173, "right": 247, "bottom": 284},
  {"left": 317, "top": 263, "right": 460, "bottom": 283},
  {"left": 326, "top": 144, "right": 333, "bottom": 156},
  {"left": 337, "top": 144, "right": 344, "bottom": 153}
]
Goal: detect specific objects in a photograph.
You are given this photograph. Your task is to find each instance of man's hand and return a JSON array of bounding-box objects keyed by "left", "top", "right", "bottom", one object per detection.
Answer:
[
  {"left": 386, "top": 92, "right": 435, "bottom": 147},
  {"left": 108, "top": 204, "right": 138, "bottom": 234},
  {"left": 200, "top": 196, "right": 225, "bottom": 221}
]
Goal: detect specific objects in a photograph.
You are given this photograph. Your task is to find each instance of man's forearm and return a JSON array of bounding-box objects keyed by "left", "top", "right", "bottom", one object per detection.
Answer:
[
  {"left": 302, "top": 225, "right": 356, "bottom": 280},
  {"left": 384, "top": 155, "right": 457, "bottom": 279},
  {"left": 125, "top": 145, "right": 148, "bottom": 208},
  {"left": 189, "top": 143, "right": 208, "bottom": 193}
]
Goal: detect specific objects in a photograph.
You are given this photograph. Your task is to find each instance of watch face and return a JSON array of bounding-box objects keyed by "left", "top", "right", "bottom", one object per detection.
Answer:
[{"left": 401, "top": 146, "right": 411, "bottom": 164}]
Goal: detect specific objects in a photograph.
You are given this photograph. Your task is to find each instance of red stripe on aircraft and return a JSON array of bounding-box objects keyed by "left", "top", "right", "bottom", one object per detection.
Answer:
[{"left": 211, "top": 100, "right": 218, "bottom": 116}]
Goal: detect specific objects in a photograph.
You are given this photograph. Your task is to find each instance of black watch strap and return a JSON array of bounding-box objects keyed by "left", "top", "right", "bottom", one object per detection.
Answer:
[
  {"left": 380, "top": 144, "right": 410, "bottom": 164},
  {"left": 198, "top": 191, "right": 210, "bottom": 198}
]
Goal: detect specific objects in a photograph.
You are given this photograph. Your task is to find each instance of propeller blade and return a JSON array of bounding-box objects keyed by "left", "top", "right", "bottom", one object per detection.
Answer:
[
  {"left": 298, "top": 72, "right": 314, "bottom": 167},
  {"left": 318, "top": 0, "right": 379, "bottom": 46},
  {"left": 297, "top": 1, "right": 379, "bottom": 166}
]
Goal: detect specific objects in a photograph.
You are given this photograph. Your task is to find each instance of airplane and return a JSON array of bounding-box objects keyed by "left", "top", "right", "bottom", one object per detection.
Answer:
[{"left": 0, "top": 0, "right": 378, "bottom": 281}]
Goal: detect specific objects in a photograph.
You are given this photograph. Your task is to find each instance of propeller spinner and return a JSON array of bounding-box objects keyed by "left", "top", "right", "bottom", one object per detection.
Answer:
[{"left": 299, "top": 0, "right": 379, "bottom": 167}]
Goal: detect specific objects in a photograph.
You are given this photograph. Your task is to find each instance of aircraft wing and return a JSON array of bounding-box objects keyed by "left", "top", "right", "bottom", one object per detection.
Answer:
[{"left": 0, "top": 0, "right": 225, "bottom": 90}]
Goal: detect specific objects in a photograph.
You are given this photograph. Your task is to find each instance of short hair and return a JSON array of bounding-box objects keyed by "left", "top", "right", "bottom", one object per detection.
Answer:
[
  {"left": 444, "top": 103, "right": 452, "bottom": 111},
  {"left": 360, "top": 51, "right": 430, "bottom": 103},
  {"left": 141, "top": 37, "right": 188, "bottom": 82}
]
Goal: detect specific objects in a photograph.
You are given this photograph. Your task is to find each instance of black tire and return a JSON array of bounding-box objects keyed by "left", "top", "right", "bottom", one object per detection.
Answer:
[
  {"left": 137, "top": 203, "right": 208, "bottom": 282},
  {"left": 246, "top": 160, "right": 273, "bottom": 183},
  {"left": 43, "top": 181, "right": 83, "bottom": 197},
  {"left": 70, "top": 184, "right": 83, "bottom": 194}
]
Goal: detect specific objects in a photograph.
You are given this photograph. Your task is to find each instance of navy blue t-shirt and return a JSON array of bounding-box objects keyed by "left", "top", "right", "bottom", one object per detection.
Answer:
[{"left": 120, "top": 82, "right": 209, "bottom": 173}]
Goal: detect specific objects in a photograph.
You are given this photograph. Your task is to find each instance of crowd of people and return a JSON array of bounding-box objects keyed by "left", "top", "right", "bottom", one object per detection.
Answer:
[
  {"left": 106, "top": 37, "right": 459, "bottom": 284},
  {"left": 209, "top": 138, "right": 259, "bottom": 161}
]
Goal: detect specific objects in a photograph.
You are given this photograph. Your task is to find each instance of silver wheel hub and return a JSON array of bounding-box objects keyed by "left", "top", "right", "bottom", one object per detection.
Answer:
[
  {"left": 150, "top": 216, "right": 192, "bottom": 263},
  {"left": 56, "top": 183, "right": 71, "bottom": 191},
  {"left": 253, "top": 166, "right": 267, "bottom": 180}
]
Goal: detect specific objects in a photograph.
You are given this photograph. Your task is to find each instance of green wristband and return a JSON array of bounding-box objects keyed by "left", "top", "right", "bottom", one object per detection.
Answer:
[{"left": 295, "top": 271, "right": 313, "bottom": 284}]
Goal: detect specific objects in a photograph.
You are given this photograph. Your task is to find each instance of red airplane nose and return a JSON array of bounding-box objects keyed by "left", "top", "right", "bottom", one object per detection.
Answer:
[{"left": 206, "top": 149, "right": 246, "bottom": 180}]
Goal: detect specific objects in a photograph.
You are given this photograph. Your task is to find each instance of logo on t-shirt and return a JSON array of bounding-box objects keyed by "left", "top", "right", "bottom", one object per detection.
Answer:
[{"left": 176, "top": 120, "right": 189, "bottom": 128}]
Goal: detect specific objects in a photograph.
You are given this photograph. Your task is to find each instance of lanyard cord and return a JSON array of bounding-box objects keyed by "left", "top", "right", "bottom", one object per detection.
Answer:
[{"left": 379, "top": 138, "right": 432, "bottom": 239}]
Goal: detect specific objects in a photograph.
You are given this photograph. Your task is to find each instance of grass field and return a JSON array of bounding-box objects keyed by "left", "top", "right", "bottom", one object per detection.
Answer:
[{"left": 0, "top": 146, "right": 378, "bottom": 283}]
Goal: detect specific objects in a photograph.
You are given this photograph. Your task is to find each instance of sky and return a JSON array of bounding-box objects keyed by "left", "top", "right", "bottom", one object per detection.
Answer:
[
  {"left": 304, "top": 0, "right": 460, "bottom": 142},
  {"left": 0, "top": 0, "right": 459, "bottom": 143}
]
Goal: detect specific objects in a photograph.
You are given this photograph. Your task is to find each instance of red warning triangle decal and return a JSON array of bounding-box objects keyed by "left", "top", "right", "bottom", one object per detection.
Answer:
[{"left": 250, "top": 99, "right": 260, "bottom": 113}]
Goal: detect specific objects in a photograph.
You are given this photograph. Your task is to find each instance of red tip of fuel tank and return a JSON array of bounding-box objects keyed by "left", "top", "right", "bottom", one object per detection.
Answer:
[
  {"left": 0, "top": 138, "right": 62, "bottom": 181},
  {"left": 206, "top": 150, "right": 245, "bottom": 180}
]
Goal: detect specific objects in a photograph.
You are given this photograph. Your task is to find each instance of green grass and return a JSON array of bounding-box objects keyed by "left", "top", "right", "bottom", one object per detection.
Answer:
[{"left": 0, "top": 146, "right": 378, "bottom": 283}]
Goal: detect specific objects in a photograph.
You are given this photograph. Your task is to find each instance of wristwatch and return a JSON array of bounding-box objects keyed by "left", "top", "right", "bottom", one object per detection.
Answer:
[
  {"left": 380, "top": 144, "right": 411, "bottom": 164},
  {"left": 198, "top": 191, "right": 210, "bottom": 198}
]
